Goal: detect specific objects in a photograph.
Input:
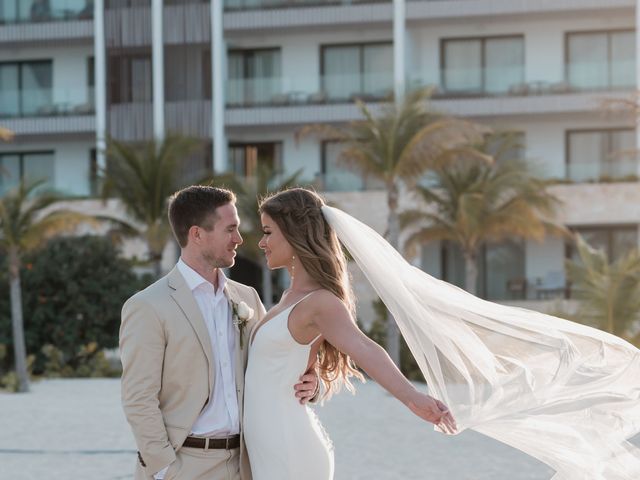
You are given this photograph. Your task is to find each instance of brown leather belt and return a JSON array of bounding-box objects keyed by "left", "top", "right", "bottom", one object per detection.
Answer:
[{"left": 182, "top": 435, "right": 240, "bottom": 450}]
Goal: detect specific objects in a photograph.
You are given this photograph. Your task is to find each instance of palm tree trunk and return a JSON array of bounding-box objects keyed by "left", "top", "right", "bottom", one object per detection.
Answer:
[
  {"left": 385, "top": 181, "right": 401, "bottom": 367},
  {"left": 8, "top": 247, "right": 29, "bottom": 393},
  {"left": 261, "top": 259, "right": 273, "bottom": 309},
  {"left": 464, "top": 250, "right": 478, "bottom": 297}
]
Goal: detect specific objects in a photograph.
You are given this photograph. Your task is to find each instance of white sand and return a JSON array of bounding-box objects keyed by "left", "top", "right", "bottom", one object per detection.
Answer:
[{"left": 0, "top": 379, "right": 637, "bottom": 479}]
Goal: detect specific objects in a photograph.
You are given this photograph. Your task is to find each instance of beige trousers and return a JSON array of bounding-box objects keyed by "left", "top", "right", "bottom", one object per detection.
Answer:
[{"left": 135, "top": 447, "right": 240, "bottom": 480}]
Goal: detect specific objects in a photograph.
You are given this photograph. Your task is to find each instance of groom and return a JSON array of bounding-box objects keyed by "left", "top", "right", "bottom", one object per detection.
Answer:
[{"left": 120, "top": 185, "right": 318, "bottom": 480}]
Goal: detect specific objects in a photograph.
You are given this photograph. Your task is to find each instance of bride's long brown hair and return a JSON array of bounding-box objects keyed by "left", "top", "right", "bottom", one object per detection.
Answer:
[{"left": 259, "top": 188, "right": 364, "bottom": 399}]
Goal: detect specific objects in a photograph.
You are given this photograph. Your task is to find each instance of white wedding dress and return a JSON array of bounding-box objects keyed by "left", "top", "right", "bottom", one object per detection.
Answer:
[{"left": 243, "top": 293, "right": 334, "bottom": 480}]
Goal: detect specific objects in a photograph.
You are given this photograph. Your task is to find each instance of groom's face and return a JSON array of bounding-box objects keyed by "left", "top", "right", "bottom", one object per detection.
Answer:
[{"left": 199, "top": 202, "right": 243, "bottom": 268}]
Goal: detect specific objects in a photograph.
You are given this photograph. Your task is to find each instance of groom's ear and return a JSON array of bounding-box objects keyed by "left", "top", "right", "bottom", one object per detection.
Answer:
[{"left": 187, "top": 225, "right": 202, "bottom": 246}]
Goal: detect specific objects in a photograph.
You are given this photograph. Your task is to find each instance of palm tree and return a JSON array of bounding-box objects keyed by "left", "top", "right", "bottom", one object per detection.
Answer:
[
  {"left": 299, "top": 87, "right": 487, "bottom": 365},
  {"left": 0, "top": 180, "right": 91, "bottom": 392},
  {"left": 221, "top": 165, "right": 302, "bottom": 309},
  {"left": 401, "top": 133, "right": 566, "bottom": 296},
  {"left": 101, "top": 133, "right": 204, "bottom": 278},
  {"left": 0, "top": 127, "right": 13, "bottom": 141},
  {"left": 566, "top": 235, "right": 640, "bottom": 340}
]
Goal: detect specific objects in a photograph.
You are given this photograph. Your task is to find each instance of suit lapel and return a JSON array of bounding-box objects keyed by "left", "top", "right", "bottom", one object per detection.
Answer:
[{"left": 168, "top": 267, "right": 215, "bottom": 395}]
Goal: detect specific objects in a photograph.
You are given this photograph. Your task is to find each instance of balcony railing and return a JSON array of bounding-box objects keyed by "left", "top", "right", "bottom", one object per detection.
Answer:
[
  {"left": 436, "top": 65, "right": 526, "bottom": 97},
  {"left": 224, "top": 0, "right": 389, "bottom": 11},
  {"left": 0, "top": 88, "right": 95, "bottom": 118},
  {"left": 225, "top": 72, "right": 393, "bottom": 107},
  {"left": 566, "top": 60, "right": 635, "bottom": 91},
  {"left": 0, "top": 0, "right": 93, "bottom": 25},
  {"left": 566, "top": 159, "right": 638, "bottom": 183}
]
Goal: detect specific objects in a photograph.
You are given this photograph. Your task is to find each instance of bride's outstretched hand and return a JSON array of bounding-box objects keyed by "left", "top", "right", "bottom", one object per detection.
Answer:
[{"left": 407, "top": 393, "right": 457, "bottom": 435}]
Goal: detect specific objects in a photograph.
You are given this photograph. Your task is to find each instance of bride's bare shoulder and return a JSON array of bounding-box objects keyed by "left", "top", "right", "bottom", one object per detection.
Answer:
[{"left": 307, "top": 289, "right": 350, "bottom": 316}]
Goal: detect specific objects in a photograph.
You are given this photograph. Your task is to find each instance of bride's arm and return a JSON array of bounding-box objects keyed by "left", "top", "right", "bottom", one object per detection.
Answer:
[{"left": 309, "top": 293, "right": 456, "bottom": 433}]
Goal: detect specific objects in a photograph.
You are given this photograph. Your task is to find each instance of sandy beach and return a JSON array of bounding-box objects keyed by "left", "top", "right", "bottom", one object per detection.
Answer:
[{"left": 1, "top": 378, "right": 637, "bottom": 479}]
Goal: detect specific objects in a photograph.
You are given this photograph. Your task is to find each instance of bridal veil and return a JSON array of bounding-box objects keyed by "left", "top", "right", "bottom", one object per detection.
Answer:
[{"left": 322, "top": 205, "right": 640, "bottom": 480}]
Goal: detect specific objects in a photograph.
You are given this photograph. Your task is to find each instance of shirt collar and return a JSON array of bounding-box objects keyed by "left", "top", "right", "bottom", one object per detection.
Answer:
[{"left": 177, "top": 258, "right": 227, "bottom": 295}]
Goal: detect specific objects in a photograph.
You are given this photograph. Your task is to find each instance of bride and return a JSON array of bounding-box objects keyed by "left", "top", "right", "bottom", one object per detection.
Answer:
[
  {"left": 244, "top": 187, "right": 640, "bottom": 480},
  {"left": 243, "top": 188, "right": 455, "bottom": 480}
]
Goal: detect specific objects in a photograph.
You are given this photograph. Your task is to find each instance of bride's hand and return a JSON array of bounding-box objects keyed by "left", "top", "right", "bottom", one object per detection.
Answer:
[{"left": 407, "top": 393, "right": 457, "bottom": 434}]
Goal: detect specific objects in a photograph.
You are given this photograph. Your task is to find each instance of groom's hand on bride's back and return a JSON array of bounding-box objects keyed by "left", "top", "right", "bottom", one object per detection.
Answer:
[{"left": 293, "top": 368, "right": 320, "bottom": 404}]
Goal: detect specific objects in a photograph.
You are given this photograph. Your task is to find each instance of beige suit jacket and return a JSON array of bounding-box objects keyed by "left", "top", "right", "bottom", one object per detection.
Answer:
[{"left": 120, "top": 266, "right": 265, "bottom": 480}]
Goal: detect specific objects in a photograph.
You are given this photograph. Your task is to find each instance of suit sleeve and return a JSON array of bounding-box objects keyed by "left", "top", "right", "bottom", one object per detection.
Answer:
[{"left": 120, "top": 297, "right": 176, "bottom": 476}]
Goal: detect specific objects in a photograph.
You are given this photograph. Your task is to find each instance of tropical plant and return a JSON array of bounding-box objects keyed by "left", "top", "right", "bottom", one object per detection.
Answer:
[
  {"left": 0, "top": 235, "right": 146, "bottom": 375},
  {"left": 401, "top": 132, "right": 566, "bottom": 296},
  {"left": 101, "top": 133, "right": 205, "bottom": 278},
  {"left": 566, "top": 234, "right": 640, "bottom": 340},
  {"left": 299, "top": 87, "right": 487, "bottom": 365},
  {"left": 0, "top": 180, "right": 91, "bottom": 392},
  {"left": 218, "top": 165, "right": 302, "bottom": 309},
  {"left": 0, "top": 127, "right": 13, "bottom": 141}
]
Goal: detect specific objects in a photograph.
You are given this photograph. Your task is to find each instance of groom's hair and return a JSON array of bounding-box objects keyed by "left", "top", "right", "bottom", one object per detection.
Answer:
[{"left": 168, "top": 185, "right": 236, "bottom": 247}]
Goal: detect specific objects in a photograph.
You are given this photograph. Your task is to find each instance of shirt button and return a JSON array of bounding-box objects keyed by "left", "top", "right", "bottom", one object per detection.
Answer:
[{"left": 219, "top": 332, "right": 223, "bottom": 336}]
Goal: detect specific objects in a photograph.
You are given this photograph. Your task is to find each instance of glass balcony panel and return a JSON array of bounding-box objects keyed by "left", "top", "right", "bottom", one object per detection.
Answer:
[
  {"left": 323, "top": 71, "right": 392, "bottom": 101},
  {"left": 224, "top": 0, "right": 389, "bottom": 11},
  {"left": 566, "top": 159, "right": 638, "bottom": 182},
  {"left": 0, "top": 0, "right": 93, "bottom": 24},
  {"left": 224, "top": 70, "right": 392, "bottom": 107},
  {"left": 0, "top": 87, "right": 95, "bottom": 118}
]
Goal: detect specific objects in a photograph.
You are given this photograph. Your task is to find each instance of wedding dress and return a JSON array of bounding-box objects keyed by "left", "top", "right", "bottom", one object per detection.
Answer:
[
  {"left": 243, "top": 293, "right": 333, "bottom": 480},
  {"left": 322, "top": 205, "right": 640, "bottom": 480}
]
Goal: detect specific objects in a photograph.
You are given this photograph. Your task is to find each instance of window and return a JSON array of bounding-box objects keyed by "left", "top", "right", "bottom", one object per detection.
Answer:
[
  {"left": 320, "top": 141, "right": 383, "bottom": 192},
  {"left": 0, "top": 60, "right": 52, "bottom": 117},
  {"left": 321, "top": 42, "right": 392, "bottom": 101},
  {"left": 441, "top": 36, "right": 524, "bottom": 95},
  {"left": 228, "top": 142, "right": 282, "bottom": 179},
  {"left": 108, "top": 53, "right": 152, "bottom": 104},
  {"left": 227, "top": 49, "right": 281, "bottom": 106},
  {"left": 440, "top": 240, "right": 526, "bottom": 300},
  {"left": 566, "top": 129, "right": 636, "bottom": 182},
  {"left": 569, "top": 226, "right": 638, "bottom": 263},
  {"left": 0, "top": 151, "right": 55, "bottom": 195},
  {"left": 566, "top": 30, "right": 635, "bottom": 90}
]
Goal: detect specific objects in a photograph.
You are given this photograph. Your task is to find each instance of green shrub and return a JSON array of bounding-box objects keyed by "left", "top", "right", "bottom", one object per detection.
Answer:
[{"left": 0, "top": 235, "right": 146, "bottom": 375}]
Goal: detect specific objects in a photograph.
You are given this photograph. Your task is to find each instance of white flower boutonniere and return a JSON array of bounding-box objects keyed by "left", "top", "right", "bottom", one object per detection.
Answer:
[{"left": 231, "top": 300, "right": 254, "bottom": 349}]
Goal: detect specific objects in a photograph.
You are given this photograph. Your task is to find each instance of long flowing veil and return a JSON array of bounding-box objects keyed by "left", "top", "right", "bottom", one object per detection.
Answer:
[{"left": 322, "top": 205, "right": 640, "bottom": 480}]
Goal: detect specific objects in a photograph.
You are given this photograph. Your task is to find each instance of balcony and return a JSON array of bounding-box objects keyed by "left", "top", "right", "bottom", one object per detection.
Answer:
[
  {"left": 226, "top": 72, "right": 392, "bottom": 108},
  {"left": 566, "top": 160, "right": 638, "bottom": 184},
  {"left": 0, "top": 0, "right": 93, "bottom": 25},
  {"left": 0, "top": 87, "right": 95, "bottom": 119},
  {"left": 0, "top": 87, "right": 95, "bottom": 136},
  {"left": 224, "top": 0, "right": 389, "bottom": 11},
  {"left": 566, "top": 60, "right": 635, "bottom": 92},
  {"left": 0, "top": 0, "right": 93, "bottom": 44}
]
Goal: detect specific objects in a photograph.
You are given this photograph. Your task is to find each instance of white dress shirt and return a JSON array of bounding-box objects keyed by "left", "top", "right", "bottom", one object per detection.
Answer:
[{"left": 177, "top": 259, "right": 239, "bottom": 436}]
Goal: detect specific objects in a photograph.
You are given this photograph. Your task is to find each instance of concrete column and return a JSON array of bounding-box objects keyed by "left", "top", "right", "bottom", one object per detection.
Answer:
[
  {"left": 636, "top": 0, "right": 640, "bottom": 173},
  {"left": 212, "top": 0, "right": 227, "bottom": 173},
  {"left": 152, "top": 0, "right": 165, "bottom": 143},
  {"left": 94, "top": 0, "right": 107, "bottom": 171},
  {"left": 393, "top": 0, "right": 406, "bottom": 104}
]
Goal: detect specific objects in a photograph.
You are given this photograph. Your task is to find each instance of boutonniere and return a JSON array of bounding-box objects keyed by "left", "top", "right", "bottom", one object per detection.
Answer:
[{"left": 231, "top": 300, "right": 254, "bottom": 349}]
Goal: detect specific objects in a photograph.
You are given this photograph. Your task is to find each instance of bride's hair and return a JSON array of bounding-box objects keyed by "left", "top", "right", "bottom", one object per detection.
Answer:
[{"left": 259, "top": 187, "right": 365, "bottom": 399}]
